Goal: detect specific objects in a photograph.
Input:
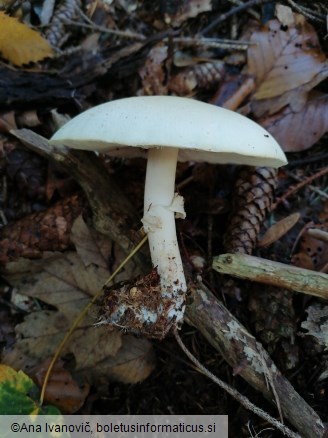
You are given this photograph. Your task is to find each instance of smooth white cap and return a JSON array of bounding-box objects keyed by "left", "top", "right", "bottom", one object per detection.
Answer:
[{"left": 50, "top": 96, "right": 287, "bottom": 167}]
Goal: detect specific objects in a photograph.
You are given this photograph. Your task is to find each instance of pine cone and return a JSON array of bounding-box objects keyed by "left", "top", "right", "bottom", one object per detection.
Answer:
[{"left": 223, "top": 166, "right": 277, "bottom": 254}]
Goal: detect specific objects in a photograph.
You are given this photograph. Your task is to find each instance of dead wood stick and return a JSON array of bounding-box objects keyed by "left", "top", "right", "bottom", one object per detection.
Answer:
[
  {"left": 213, "top": 253, "right": 328, "bottom": 299},
  {"left": 173, "top": 326, "right": 300, "bottom": 438},
  {"left": 10, "top": 128, "right": 149, "bottom": 274},
  {"left": 185, "top": 279, "right": 325, "bottom": 438},
  {"left": 15, "top": 128, "right": 326, "bottom": 438}
]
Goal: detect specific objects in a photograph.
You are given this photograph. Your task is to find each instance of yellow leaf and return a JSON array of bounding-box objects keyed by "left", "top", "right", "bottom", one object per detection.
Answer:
[{"left": 0, "top": 12, "right": 53, "bottom": 66}]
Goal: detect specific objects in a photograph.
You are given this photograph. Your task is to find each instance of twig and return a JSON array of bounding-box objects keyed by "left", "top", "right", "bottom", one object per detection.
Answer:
[
  {"left": 173, "top": 327, "right": 300, "bottom": 438},
  {"left": 286, "top": 171, "right": 328, "bottom": 202},
  {"left": 78, "top": 4, "right": 144, "bottom": 40},
  {"left": 289, "top": 153, "right": 328, "bottom": 167},
  {"left": 286, "top": 0, "right": 326, "bottom": 23},
  {"left": 272, "top": 166, "right": 328, "bottom": 210},
  {"left": 214, "top": 76, "right": 255, "bottom": 110},
  {"left": 308, "top": 228, "right": 328, "bottom": 243},
  {"left": 170, "top": 36, "right": 252, "bottom": 50},
  {"left": 185, "top": 278, "right": 326, "bottom": 438},
  {"left": 201, "top": 0, "right": 272, "bottom": 35},
  {"left": 66, "top": 18, "right": 146, "bottom": 40},
  {"left": 212, "top": 253, "right": 328, "bottom": 300},
  {"left": 10, "top": 128, "right": 149, "bottom": 273},
  {"left": 227, "top": 0, "right": 260, "bottom": 19}
]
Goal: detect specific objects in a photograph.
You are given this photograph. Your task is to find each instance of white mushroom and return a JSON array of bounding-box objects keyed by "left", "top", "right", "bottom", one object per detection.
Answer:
[{"left": 50, "top": 96, "right": 287, "bottom": 330}]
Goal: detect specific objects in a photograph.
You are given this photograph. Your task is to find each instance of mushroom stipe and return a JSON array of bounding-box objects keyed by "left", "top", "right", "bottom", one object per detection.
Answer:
[{"left": 50, "top": 96, "right": 287, "bottom": 338}]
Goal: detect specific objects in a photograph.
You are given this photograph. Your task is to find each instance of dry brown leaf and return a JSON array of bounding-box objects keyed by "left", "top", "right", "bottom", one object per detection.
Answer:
[
  {"left": 6, "top": 252, "right": 107, "bottom": 318},
  {"left": 291, "top": 224, "right": 328, "bottom": 271},
  {"left": 32, "top": 358, "right": 90, "bottom": 414},
  {"left": 138, "top": 44, "right": 168, "bottom": 96},
  {"left": 2, "top": 310, "right": 123, "bottom": 373},
  {"left": 275, "top": 4, "right": 294, "bottom": 27},
  {"left": 165, "top": 0, "right": 212, "bottom": 27},
  {"left": 261, "top": 92, "right": 328, "bottom": 152},
  {"left": 0, "top": 11, "right": 53, "bottom": 66},
  {"left": 70, "top": 215, "right": 113, "bottom": 271},
  {"left": 2, "top": 216, "right": 154, "bottom": 384},
  {"left": 258, "top": 212, "right": 300, "bottom": 248},
  {"left": 247, "top": 14, "right": 328, "bottom": 117},
  {"left": 0, "top": 111, "right": 17, "bottom": 132},
  {"left": 85, "top": 334, "right": 156, "bottom": 384}
]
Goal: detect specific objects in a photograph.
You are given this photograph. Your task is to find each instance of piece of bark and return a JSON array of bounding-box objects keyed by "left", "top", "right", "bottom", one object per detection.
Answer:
[
  {"left": 12, "top": 129, "right": 326, "bottom": 437},
  {"left": 213, "top": 253, "right": 328, "bottom": 300}
]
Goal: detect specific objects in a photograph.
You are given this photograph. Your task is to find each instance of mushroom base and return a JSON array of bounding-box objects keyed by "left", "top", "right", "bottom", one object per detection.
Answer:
[{"left": 97, "top": 269, "right": 186, "bottom": 339}]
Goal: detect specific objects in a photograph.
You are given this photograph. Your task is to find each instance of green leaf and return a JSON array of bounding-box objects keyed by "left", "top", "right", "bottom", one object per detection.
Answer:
[{"left": 0, "top": 365, "right": 60, "bottom": 415}]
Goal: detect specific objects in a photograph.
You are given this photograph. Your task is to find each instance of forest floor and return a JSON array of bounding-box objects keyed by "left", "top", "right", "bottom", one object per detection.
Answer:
[{"left": 0, "top": 1, "right": 328, "bottom": 437}]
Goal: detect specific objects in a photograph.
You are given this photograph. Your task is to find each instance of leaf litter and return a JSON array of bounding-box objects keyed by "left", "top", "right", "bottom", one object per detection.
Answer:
[
  {"left": 221, "top": 6, "right": 328, "bottom": 153},
  {"left": 2, "top": 215, "right": 155, "bottom": 406},
  {"left": 0, "top": 0, "right": 328, "bottom": 430}
]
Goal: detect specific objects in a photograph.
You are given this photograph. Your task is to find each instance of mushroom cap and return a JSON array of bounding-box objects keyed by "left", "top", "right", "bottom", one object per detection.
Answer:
[{"left": 50, "top": 96, "right": 287, "bottom": 167}]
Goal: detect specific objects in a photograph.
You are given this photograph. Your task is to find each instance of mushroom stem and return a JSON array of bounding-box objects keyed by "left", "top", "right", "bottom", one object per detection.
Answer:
[{"left": 142, "top": 147, "right": 187, "bottom": 321}]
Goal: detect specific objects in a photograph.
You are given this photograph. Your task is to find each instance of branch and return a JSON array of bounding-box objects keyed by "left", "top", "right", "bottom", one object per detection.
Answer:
[
  {"left": 213, "top": 253, "right": 328, "bottom": 299},
  {"left": 185, "top": 278, "right": 325, "bottom": 438},
  {"left": 10, "top": 128, "right": 149, "bottom": 273}
]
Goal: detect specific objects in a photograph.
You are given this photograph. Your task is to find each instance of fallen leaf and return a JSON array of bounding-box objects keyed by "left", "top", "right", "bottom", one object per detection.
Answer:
[
  {"left": 247, "top": 14, "right": 328, "bottom": 117},
  {"left": 275, "top": 4, "right": 295, "bottom": 27},
  {"left": 2, "top": 216, "right": 155, "bottom": 385},
  {"left": 167, "top": 0, "right": 212, "bottom": 27},
  {"left": 0, "top": 11, "right": 53, "bottom": 66},
  {"left": 261, "top": 92, "right": 328, "bottom": 152},
  {"left": 70, "top": 215, "right": 113, "bottom": 270},
  {"left": 32, "top": 359, "right": 90, "bottom": 414},
  {"left": 138, "top": 44, "right": 168, "bottom": 96},
  {"left": 0, "top": 364, "right": 60, "bottom": 414},
  {"left": 0, "top": 111, "right": 17, "bottom": 132},
  {"left": 84, "top": 334, "right": 156, "bottom": 384},
  {"left": 291, "top": 223, "right": 328, "bottom": 271},
  {"left": 258, "top": 212, "right": 300, "bottom": 247}
]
